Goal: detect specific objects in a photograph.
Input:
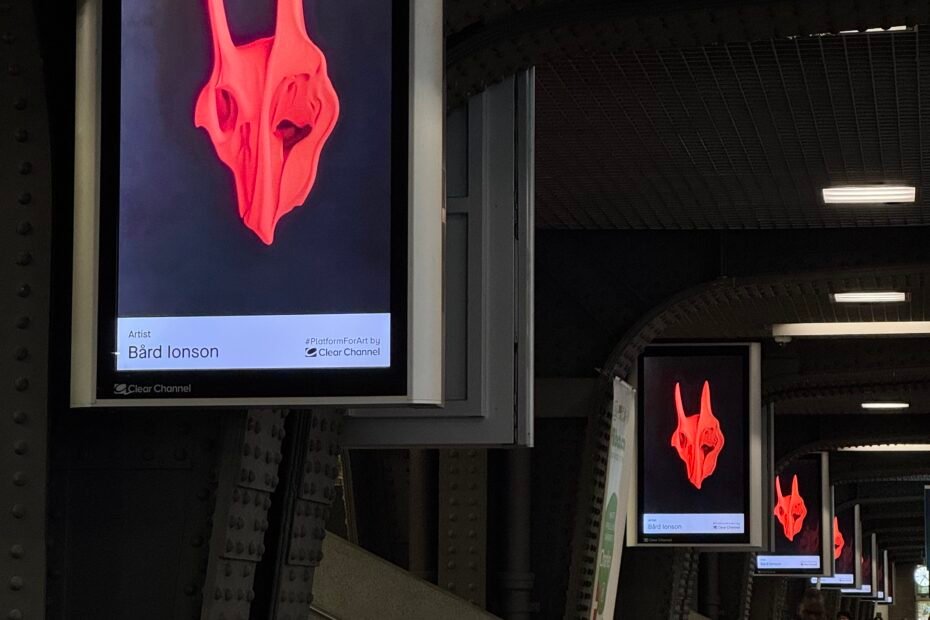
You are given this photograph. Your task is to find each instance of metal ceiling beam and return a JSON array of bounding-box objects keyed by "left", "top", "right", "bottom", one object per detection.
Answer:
[{"left": 836, "top": 496, "right": 921, "bottom": 514}]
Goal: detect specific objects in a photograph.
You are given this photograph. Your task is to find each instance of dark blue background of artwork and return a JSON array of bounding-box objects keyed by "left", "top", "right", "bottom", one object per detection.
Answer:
[{"left": 118, "top": 0, "right": 393, "bottom": 316}]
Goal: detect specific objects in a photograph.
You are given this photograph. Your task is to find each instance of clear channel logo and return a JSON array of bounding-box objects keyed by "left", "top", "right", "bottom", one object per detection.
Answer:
[{"left": 113, "top": 383, "right": 192, "bottom": 395}]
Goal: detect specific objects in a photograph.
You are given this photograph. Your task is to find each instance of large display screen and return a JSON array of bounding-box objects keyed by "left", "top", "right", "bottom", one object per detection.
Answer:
[
  {"left": 756, "top": 454, "right": 830, "bottom": 575},
  {"left": 93, "top": 0, "right": 409, "bottom": 399},
  {"left": 814, "top": 503, "right": 860, "bottom": 587},
  {"left": 635, "top": 344, "right": 761, "bottom": 546}
]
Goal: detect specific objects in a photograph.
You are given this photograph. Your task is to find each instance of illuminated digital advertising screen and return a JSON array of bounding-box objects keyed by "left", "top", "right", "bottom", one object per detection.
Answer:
[
  {"left": 756, "top": 453, "right": 832, "bottom": 576},
  {"left": 631, "top": 343, "right": 763, "bottom": 548},
  {"left": 842, "top": 532, "right": 877, "bottom": 596},
  {"left": 886, "top": 559, "right": 895, "bottom": 604},
  {"left": 813, "top": 503, "right": 861, "bottom": 588},
  {"left": 873, "top": 549, "right": 888, "bottom": 601},
  {"left": 925, "top": 485, "right": 930, "bottom": 570},
  {"left": 72, "top": 0, "right": 444, "bottom": 406}
]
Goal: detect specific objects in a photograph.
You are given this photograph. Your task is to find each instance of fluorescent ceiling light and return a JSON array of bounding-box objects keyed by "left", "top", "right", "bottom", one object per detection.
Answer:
[
  {"left": 840, "top": 444, "right": 930, "bottom": 452},
  {"left": 822, "top": 185, "right": 915, "bottom": 204},
  {"left": 861, "top": 402, "right": 910, "bottom": 410},
  {"left": 832, "top": 291, "right": 908, "bottom": 303},
  {"left": 772, "top": 321, "right": 930, "bottom": 338},
  {"left": 844, "top": 26, "right": 908, "bottom": 33}
]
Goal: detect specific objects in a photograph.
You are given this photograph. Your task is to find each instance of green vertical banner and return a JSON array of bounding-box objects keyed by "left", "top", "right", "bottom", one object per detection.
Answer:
[{"left": 590, "top": 379, "right": 635, "bottom": 619}]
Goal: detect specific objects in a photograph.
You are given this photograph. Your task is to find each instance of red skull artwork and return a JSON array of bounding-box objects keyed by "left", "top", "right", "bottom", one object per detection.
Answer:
[
  {"left": 773, "top": 474, "right": 808, "bottom": 542},
  {"left": 195, "top": 0, "right": 340, "bottom": 245},
  {"left": 670, "top": 381, "right": 725, "bottom": 490},
  {"left": 833, "top": 516, "right": 845, "bottom": 560}
]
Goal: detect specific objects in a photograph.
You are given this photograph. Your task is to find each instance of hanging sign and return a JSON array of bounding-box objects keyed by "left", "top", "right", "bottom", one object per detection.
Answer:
[
  {"left": 72, "top": 0, "right": 444, "bottom": 406},
  {"left": 630, "top": 343, "right": 764, "bottom": 548}
]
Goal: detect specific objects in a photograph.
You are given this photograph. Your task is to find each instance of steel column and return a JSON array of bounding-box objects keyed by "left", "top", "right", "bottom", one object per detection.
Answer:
[
  {"left": 699, "top": 553, "right": 721, "bottom": 620},
  {"left": 407, "top": 449, "right": 435, "bottom": 582},
  {"left": 270, "top": 408, "right": 343, "bottom": 620},
  {"left": 670, "top": 549, "right": 700, "bottom": 620},
  {"left": 0, "top": 2, "right": 50, "bottom": 618},
  {"left": 501, "top": 448, "right": 534, "bottom": 619},
  {"left": 200, "top": 409, "right": 287, "bottom": 620},
  {"left": 438, "top": 449, "right": 488, "bottom": 608}
]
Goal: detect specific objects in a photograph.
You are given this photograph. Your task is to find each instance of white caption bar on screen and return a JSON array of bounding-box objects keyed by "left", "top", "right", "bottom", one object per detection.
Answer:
[
  {"left": 757, "top": 555, "right": 821, "bottom": 570},
  {"left": 642, "top": 513, "right": 745, "bottom": 535},
  {"left": 116, "top": 313, "right": 391, "bottom": 371},
  {"left": 812, "top": 574, "right": 854, "bottom": 585}
]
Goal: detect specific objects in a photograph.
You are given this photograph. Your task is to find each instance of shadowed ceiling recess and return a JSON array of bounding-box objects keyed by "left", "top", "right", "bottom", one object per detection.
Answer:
[{"left": 537, "top": 29, "right": 930, "bottom": 229}]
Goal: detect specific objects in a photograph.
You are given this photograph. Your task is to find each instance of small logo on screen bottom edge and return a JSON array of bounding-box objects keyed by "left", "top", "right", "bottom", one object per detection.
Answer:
[
  {"left": 113, "top": 383, "right": 192, "bottom": 396},
  {"left": 305, "top": 348, "right": 318, "bottom": 358}
]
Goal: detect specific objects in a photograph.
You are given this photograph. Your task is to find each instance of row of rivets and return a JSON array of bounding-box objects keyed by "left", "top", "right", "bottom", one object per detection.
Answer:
[{"left": 6, "top": 12, "right": 35, "bottom": 619}]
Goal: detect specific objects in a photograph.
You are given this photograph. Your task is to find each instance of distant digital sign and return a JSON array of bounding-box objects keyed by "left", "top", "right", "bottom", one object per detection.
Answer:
[
  {"left": 874, "top": 549, "right": 887, "bottom": 601},
  {"left": 756, "top": 453, "right": 831, "bottom": 576},
  {"left": 814, "top": 503, "right": 861, "bottom": 588},
  {"left": 632, "top": 343, "right": 763, "bottom": 548},
  {"left": 886, "top": 559, "right": 895, "bottom": 604},
  {"left": 925, "top": 485, "right": 930, "bottom": 572},
  {"left": 72, "top": 0, "right": 444, "bottom": 406},
  {"left": 842, "top": 532, "right": 877, "bottom": 596}
]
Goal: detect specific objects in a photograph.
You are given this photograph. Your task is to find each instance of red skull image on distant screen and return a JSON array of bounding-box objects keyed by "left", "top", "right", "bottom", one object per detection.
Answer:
[
  {"left": 195, "top": 0, "right": 340, "bottom": 245},
  {"left": 773, "top": 474, "right": 807, "bottom": 542},
  {"left": 670, "top": 381, "right": 725, "bottom": 490},
  {"left": 833, "top": 516, "right": 845, "bottom": 560}
]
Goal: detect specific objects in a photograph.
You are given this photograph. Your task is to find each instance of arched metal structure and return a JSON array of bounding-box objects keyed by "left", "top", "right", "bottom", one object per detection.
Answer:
[{"left": 567, "top": 263, "right": 930, "bottom": 616}]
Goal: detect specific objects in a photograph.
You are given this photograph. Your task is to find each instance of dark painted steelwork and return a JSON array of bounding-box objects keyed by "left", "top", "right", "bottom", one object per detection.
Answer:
[{"left": 0, "top": 2, "right": 50, "bottom": 618}]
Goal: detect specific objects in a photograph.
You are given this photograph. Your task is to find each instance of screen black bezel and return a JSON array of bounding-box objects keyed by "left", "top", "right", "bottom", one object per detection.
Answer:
[
  {"left": 755, "top": 453, "right": 828, "bottom": 576},
  {"left": 94, "top": 0, "right": 410, "bottom": 401},
  {"left": 636, "top": 344, "right": 753, "bottom": 545}
]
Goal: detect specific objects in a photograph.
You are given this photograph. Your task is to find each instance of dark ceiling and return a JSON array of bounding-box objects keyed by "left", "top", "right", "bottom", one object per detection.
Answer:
[{"left": 536, "top": 31, "right": 930, "bottom": 229}]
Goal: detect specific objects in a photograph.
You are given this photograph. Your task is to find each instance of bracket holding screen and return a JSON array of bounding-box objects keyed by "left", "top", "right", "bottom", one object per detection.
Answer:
[{"left": 343, "top": 70, "right": 535, "bottom": 447}]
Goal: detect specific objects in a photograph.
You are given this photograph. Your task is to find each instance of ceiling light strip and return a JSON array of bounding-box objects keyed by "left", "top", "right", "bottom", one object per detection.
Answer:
[
  {"left": 832, "top": 292, "right": 908, "bottom": 303},
  {"left": 772, "top": 321, "right": 930, "bottom": 338},
  {"left": 822, "top": 186, "right": 916, "bottom": 204},
  {"left": 839, "top": 444, "right": 930, "bottom": 452},
  {"left": 861, "top": 402, "right": 910, "bottom": 410}
]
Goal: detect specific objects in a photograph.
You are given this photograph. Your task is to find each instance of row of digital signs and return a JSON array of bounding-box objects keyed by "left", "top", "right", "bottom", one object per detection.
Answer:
[{"left": 626, "top": 344, "right": 897, "bottom": 603}]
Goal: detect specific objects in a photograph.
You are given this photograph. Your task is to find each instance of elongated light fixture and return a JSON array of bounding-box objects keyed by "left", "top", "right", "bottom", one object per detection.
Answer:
[
  {"left": 861, "top": 402, "right": 910, "bottom": 410},
  {"left": 822, "top": 186, "right": 915, "bottom": 204},
  {"left": 772, "top": 321, "right": 930, "bottom": 338},
  {"left": 832, "top": 291, "right": 908, "bottom": 303},
  {"left": 839, "top": 444, "right": 930, "bottom": 452}
]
